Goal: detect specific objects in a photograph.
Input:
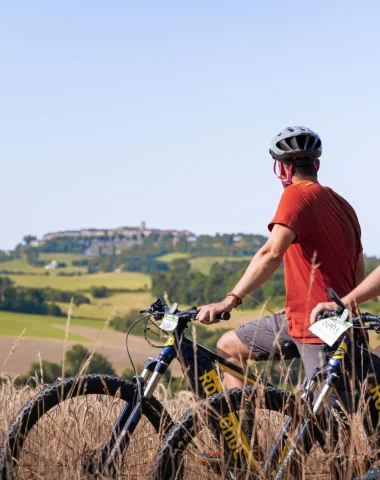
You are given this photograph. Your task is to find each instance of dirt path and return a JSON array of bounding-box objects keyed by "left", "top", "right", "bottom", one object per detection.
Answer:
[{"left": 0, "top": 327, "right": 182, "bottom": 378}]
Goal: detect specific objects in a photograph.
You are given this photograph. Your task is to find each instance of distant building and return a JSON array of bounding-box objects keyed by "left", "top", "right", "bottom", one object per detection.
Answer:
[
  {"left": 42, "top": 222, "right": 197, "bottom": 243},
  {"left": 43, "top": 230, "right": 84, "bottom": 241},
  {"left": 29, "top": 240, "right": 41, "bottom": 248},
  {"left": 44, "top": 260, "right": 58, "bottom": 270}
]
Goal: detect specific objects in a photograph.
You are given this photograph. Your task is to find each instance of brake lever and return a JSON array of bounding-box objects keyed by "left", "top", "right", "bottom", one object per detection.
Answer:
[
  {"left": 140, "top": 298, "right": 168, "bottom": 315},
  {"left": 326, "top": 288, "right": 347, "bottom": 314}
]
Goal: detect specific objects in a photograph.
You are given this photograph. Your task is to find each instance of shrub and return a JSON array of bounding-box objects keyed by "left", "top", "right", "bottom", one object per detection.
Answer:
[{"left": 90, "top": 286, "right": 109, "bottom": 298}]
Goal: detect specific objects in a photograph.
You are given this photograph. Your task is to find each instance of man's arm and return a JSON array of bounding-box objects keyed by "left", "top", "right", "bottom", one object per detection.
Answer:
[
  {"left": 345, "top": 265, "right": 380, "bottom": 307},
  {"left": 226, "top": 224, "right": 295, "bottom": 300},
  {"left": 196, "top": 224, "right": 296, "bottom": 324},
  {"left": 310, "top": 265, "right": 380, "bottom": 324}
]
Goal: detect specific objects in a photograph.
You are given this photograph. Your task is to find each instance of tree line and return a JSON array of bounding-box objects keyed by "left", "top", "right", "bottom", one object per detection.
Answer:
[
  {"left": 7, "top": 232, "right": 267, "bottom": 274},
  {"left": 0, "top": 277, "right": 90, "bottom": 317},
  {"left": 17, "top": 344, "right": 115, "bottom": 385},
  {"left": 2, "top": 232, "right": 380, "bottom": 282},
  {"left": 151, "top": 259, "right": 285, "bottom": 309}
]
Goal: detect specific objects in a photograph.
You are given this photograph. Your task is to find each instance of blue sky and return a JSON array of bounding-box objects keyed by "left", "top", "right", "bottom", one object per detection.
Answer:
[{"left": 1, "top": 1, "right": 380, "bottom": 255}]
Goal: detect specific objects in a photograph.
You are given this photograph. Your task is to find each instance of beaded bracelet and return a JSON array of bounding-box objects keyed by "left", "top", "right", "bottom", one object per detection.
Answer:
[{"left": 227, "top": 292, "right": 243, "bottom": 308}]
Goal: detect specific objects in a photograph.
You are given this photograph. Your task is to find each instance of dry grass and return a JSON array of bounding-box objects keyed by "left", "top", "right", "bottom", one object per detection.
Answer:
[
  {"left": 0, "top": 378, "right": 194, "bottom": 479},
  {"left": 0, "top": 307, "right": 378, "bottom": 479},
  {"left": 0, "top": 372, "right": 377, "bottom": 480},
  {"left": 170, "top": 384, "right": 373, "bottom": 480}
]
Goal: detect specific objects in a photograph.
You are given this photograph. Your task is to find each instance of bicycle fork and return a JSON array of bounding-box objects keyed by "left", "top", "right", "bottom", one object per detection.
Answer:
[{"left": 98, "top": 355, "right": 172, "bottom": 475}]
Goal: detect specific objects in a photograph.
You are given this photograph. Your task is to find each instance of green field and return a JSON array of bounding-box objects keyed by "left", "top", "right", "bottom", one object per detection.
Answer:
[
  {"left": 156, "top": 252, "right": 191, "bottom": 263},
  {"left": 0, "top": 311, "right": 106, "bottom": 341},
  {"left": 0, "top": 258, "right": 86, "bottom": 274},
  {"left": 8, "top": 271, "right": 151, "bottom": 291},
  {"left": 190, "top": 256, "right": 251, "bottom": 274},
  {"left": 58, "top": 291, "right": 154, "bottom": 319},
  {"left": 156, "top": 254, "right": 252, "bottom": 274},
  {"left": 39, "top": 253, "right": 88, "bottom": 263}
]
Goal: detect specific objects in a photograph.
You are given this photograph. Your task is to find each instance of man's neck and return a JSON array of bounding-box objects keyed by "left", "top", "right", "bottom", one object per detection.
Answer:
[{"left": 292, "top": 175, "right": 318, "bottom": 185}]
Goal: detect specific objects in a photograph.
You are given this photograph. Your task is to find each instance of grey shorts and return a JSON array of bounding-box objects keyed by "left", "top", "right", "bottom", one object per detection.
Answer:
[{"left": 235, "top": 314, "right": 339, "bottom": 384}]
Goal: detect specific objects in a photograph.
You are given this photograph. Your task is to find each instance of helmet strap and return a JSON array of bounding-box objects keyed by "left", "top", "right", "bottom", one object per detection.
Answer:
[
  {"left": 273, "top": 158, "right": 318, "bottom": 185},
  {"left": 273, "top": 160, "right": 293, "bottom": 186}
]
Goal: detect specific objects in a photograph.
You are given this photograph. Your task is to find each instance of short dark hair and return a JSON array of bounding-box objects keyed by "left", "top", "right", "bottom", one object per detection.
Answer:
[{"left": 292, "top": 159, "right": 319, "bottom": 176}]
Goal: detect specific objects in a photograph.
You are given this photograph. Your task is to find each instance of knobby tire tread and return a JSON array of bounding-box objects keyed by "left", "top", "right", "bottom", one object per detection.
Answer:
[{"left": 0, "top": 374, "right": 171, "bottom": 479}]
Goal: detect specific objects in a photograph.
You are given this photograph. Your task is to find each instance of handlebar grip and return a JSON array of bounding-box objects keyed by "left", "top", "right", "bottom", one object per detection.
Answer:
[
  {"left": 216, "top": 312, "right": 230, "bottom": 321},
  {"left": 361, "top": 312, "right": 380, "bottom": 322}
]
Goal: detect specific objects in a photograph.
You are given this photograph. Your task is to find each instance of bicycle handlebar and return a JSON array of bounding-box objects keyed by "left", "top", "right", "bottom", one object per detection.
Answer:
[
  {"left": 319, "top": 309, "right": 380, "bottom": 331},
  {"left": 178, "top": 308, "right": 230, "bottom": 322},
  {"left": 360, "top": 312, "right": 380, "bottom": 323},
  {"left": 140, "top": 299, "right": 231, "bottom": 322}
]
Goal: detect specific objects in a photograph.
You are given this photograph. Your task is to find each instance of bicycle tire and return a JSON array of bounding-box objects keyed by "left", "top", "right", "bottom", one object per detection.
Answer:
[
  {"left": 0, "top": 374, "right": 172, "bottom": 479},
  {"left": 151, "top": 384, "right": 341, "bottom": 480}
]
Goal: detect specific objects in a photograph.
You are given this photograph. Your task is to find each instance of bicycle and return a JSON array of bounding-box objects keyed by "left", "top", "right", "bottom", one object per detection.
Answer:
[
  {"left": 0, "top": 297, "right": 254, "bottom": 479},
  {"left": 151, "top": 290, "right": 380, "bottom": 480}
]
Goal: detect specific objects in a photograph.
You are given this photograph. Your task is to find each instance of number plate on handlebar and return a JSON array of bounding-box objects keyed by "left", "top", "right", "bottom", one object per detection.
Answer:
[
  {"left": 159, "top": 314, "right": 179, "bottom": 333},
  {"left": 308, "top": 315, "right": 352, "bottom": 346}
]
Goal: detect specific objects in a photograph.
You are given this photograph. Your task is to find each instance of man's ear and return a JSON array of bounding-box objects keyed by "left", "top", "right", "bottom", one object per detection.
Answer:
[{"left": 314, "top": 159, "right": 320, "bottom": 171}]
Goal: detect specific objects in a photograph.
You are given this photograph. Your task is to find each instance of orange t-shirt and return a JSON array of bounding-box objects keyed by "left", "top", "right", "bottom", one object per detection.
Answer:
[{"left": 268, "top": 181, "right": 362, "bottom": 343}]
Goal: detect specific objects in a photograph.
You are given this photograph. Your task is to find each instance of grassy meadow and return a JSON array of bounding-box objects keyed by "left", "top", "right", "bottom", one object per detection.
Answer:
[
  {"left": 57, "top": 291, "right": 154, "bottom": 319},
  {"left": 38, "top": 253, "right": 87, "bottom": 263},
  {"left": 2, "top": 252, "right": 378, "bottom": 345},
  {"left": 156, "top": 252, "right": 192, "bottom": 262},
  {"left": 0, "top": 311, "right": 105, "bottom": 341},
  {"left": 0, "top": 258, "right": 87, "bottom": 274},
  {"left": 7, "top": 270, "right": 151, "bottom": 291},
  {"left": 0, "top": 252, "right": 256, "bottom": 329},
  {"left": 189, "top": 255, "right": 251, "bottom": 274},
  {"left": 156, "top": 252, "right": 252, "bottom": 274}
]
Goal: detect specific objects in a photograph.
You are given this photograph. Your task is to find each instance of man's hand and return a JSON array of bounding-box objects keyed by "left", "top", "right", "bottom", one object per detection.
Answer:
[
  {"left": 275, "top": 308, "right": 286, "bottom": 315},
  {"left": 196, "top": 297, "right": 235, "bottom": 325},
  {"left": 310, "top": 302, "right": 337, "bottom": 325}
]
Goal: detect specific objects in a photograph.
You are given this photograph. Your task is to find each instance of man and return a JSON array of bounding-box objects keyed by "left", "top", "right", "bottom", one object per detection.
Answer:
[
  {"left": 197, "top": 126, "right": 365, "bottom": 393},
  {"left": 310, "top": 266, "right": 380, "bottom": 323}
]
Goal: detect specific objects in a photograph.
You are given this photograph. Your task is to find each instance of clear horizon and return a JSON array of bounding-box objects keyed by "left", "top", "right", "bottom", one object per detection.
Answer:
[{"left": 1, "top": 1, "right": 380, "bottom": 256}]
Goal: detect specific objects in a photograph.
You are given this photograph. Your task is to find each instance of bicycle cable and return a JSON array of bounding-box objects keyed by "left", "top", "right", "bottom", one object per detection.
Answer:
[{"left": 125, "top": 315, "right": 150, "bottom": 376}]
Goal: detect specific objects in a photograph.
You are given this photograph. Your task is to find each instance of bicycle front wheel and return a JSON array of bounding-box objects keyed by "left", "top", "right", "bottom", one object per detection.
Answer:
[
  {"left": 151, "top": 385, "right": 336, "bottom": 480},
  {"left": 1, "top": 374, "right": 172, "bottom": 479}
]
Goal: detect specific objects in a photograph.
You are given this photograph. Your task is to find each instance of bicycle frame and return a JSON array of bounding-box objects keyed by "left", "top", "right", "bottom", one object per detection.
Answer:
[
  {"left": 99, "top": 328, "right": 275, "bottom": 474},
  {"left": 274, "top": 332, "right": 380, "bottom": 479},
  {"left": 100, "top": 315, "right": 380, "bottom": 478}
]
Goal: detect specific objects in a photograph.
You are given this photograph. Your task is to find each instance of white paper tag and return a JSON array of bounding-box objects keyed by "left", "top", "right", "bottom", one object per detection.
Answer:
[
  {"left": 308, "top": 316, "right": 352, "bottom": 346},
  {"left": 159, "top": 314, "right": 179, "bottom": 333}
]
